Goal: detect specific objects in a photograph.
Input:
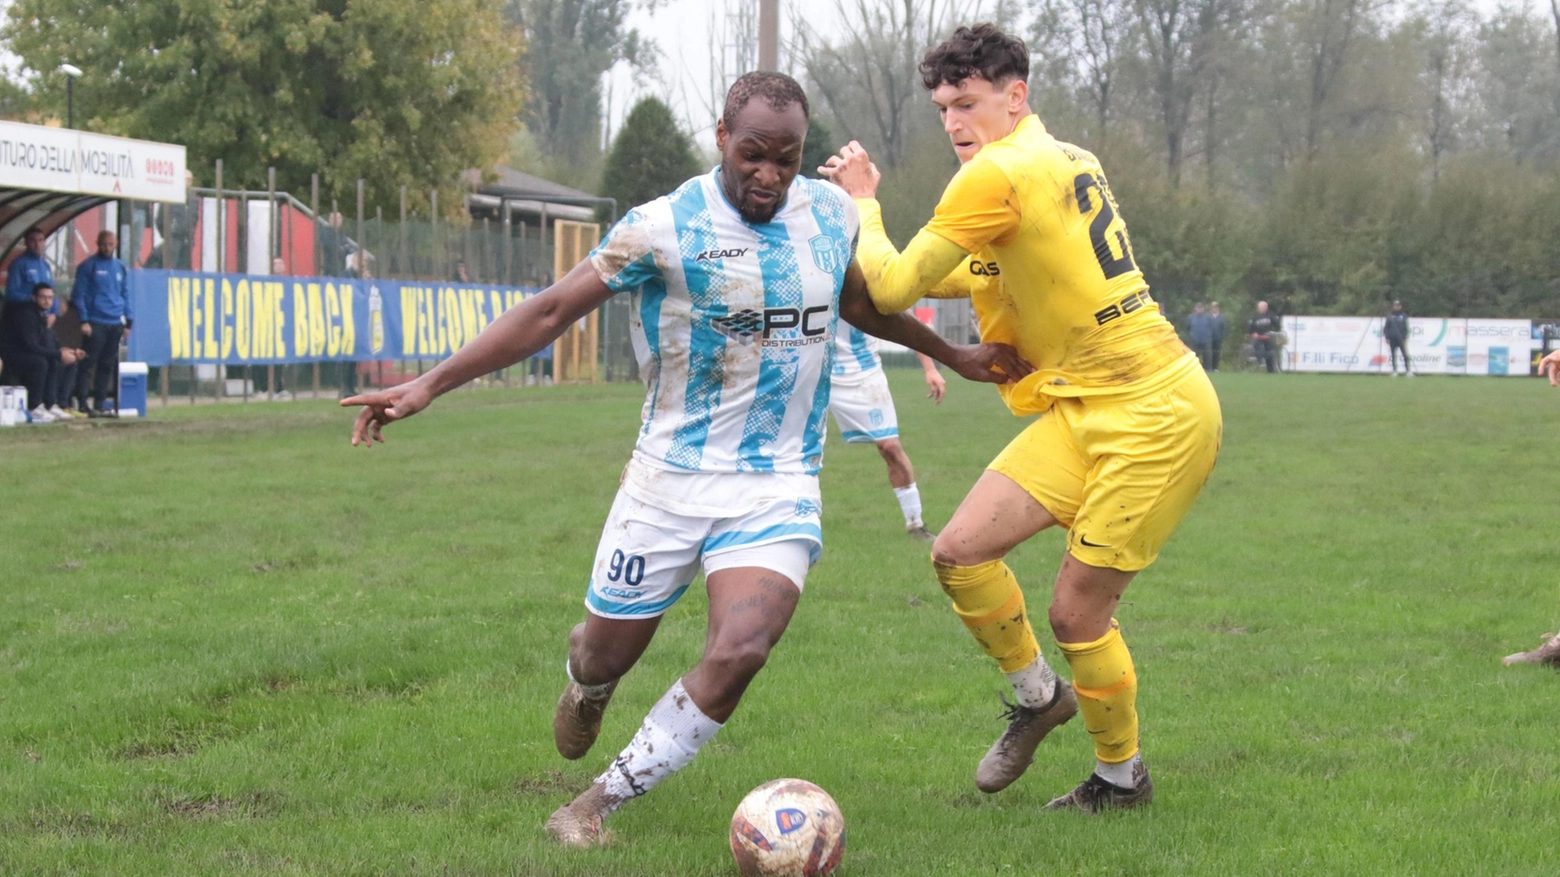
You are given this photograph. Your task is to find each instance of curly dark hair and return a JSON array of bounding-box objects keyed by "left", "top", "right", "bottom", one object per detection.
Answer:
[
  {"left": 722, "top": 71, "right": 810, "bottom": 129},
  {"left": 919, "top": 23, "right": 1029, "bottom": 90}
]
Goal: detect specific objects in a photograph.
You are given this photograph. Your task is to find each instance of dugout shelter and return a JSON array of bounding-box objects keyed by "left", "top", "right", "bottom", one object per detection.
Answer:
[{"left": 0, "top": 119, "right": 187, "bottom": 268}]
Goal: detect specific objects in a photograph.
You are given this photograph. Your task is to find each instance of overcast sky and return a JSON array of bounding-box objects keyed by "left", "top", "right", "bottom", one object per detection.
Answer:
[{"left": 606, "top": 0, "right": 826, "bottom": 151}]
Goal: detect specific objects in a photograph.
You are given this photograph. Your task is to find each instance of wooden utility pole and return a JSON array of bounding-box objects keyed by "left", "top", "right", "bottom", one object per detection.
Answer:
[{"left": 758, "top": 0, "right": 779, "bottom": 71}]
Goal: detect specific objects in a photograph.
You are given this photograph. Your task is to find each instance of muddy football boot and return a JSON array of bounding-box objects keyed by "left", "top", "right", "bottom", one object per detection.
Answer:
[
  {"left": 906, "top": 524, "right": 937, "bottom": 542},
  {"left": 975, "top": 682, "right": 1079, "bottom": 793},
  {"left": 1503, "top": 632, "right": 1560, "bottom": 667},
  {"left": 544, "top": 782, "right": 622, "bottom": 848},
  {"left": 553, "top": 678, "right": 618, "bottom": 760},
  {"left": 1045, "top": 759, "right": 1154, "bottom": 813}
]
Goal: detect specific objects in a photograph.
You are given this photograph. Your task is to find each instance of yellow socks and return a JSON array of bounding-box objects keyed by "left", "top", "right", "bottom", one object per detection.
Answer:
[
  {"left": 933, "top": 560, "right": 1041, "bottom": 674},
  {"left": 1057, "top": 620, "right": 1139, "bottom": 765}
]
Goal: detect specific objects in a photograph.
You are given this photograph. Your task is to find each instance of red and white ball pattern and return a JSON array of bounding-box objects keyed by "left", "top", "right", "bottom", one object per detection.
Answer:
[{"left": 729, "top": 778, "right": 846, "bottom": 877}]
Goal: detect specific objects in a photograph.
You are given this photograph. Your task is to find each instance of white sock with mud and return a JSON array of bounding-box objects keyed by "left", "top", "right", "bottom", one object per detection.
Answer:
[
  {"left": 1006, "top": 657, "right": 1058, "bottom": 709},
  {"left": 566, "top": 657, "right": 614, "bottom": 699},
  {"left": 598, "top": 679, "right": 722, "bottom": 804},
  {"left": 1094, "top": 753, "right": 1143, "bottom": 789},
  {"left": 894, "top": 484, "right": 924, "bottom": 528}
]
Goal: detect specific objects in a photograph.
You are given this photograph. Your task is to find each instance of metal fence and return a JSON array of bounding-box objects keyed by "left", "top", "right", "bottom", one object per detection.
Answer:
[
  {"left": 30, "top": 162, "right": 986, "bottom": 411},
  {"left": 30, "top": 161, "right": 640, "bottom": 407}
]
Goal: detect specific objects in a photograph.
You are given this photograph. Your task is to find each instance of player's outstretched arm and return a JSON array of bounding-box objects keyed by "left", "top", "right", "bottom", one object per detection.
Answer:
[
  {"left": 916, "top": 352, "right": 946, "bottom": 403},
  {"left": 342, "top": 261, "right": 615, "bottom": 446},
  {"left": 840, "top": 263, "right": 1031, "bottom": 386},
  {"left": 1541, "top": 350, "right": 1560, "bottom": 387},
  {"left": 822, "top": 141, "right": 1008, "bottom": 314}
]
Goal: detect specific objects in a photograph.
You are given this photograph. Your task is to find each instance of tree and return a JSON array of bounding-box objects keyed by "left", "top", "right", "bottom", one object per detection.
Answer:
[
  {"left": 2, "top": 0, "right": 522, "bottom": 216},
  {"left": 796, "top": 0, "right": 959, "bottom": 170},
  {"left": 801, "top": 117, "right": 840, "bottom": 179},
  {"left": 598, "top": 97, "right": 700, "bottom": 217},
  {"left": 506, "top": 0, "right": 651, "bottom": 180}
]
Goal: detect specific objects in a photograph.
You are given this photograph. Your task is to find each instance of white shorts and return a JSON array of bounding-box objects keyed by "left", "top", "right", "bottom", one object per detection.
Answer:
[
  {"left": 828, "top": 369, "right": 899, "bottom": 444},
  {"left": 584, "top": 473, "right": 824, "bottom": 620}
]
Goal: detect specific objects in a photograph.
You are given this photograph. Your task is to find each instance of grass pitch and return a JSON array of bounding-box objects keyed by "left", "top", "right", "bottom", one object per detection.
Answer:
[{"left": 1, "top": 371, "right": 1557, "bottom": 875}]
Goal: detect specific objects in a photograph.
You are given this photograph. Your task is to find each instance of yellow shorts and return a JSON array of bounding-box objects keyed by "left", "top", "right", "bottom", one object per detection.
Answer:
[{"left": 989, "top": 369, "right": 1222, "bottom": 571}]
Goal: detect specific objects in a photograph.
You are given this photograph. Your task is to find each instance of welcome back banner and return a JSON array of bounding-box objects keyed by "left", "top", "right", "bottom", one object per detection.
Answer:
[{"left": 127, "top": 270, "right": 544, "bottom": 366}]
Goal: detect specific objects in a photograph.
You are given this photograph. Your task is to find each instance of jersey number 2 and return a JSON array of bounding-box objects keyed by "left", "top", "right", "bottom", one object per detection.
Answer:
[{"left": 1073, "top": 173, "right": 1139, "bottom": 280}]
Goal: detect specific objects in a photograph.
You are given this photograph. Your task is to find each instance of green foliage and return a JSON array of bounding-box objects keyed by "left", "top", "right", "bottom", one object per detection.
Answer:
[
  {"left": 800, "top": 116, "right": 839, "bottom": 180},
  {"left": 2, "top": 0, "right": 523, "bottom": 215},
  {"left": 506, "top": 0, "right": 648, "bottom": 182},
  {"left": 2, "top": 374, "right": 1560, "bottom": 872},
  {"left": 598, "top": 96, "right": 699, "bottom": 217},
  {"left": 0, "top": 76, "right": 31, "bottom": 120},
  {"left": 793, "top": 0, "right": 1560, "bottom": 321}
]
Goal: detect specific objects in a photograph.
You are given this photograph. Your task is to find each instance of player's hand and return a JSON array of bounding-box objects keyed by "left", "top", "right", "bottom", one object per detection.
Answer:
[
  {"left": 819, "top": 141, "right": 881, "bottom": 199},
  {"left": 1541, "top": 350, "right": 1560, "bottom": 387},
  {"left": 924, "top": 368, "right": 946, "bottom": 403},
  {"left": 81, "top": 323, "right": 92, "bottom": 337},
  {"left": 947, "top": 343, "right": 1034, "bottom": 385},
  {"left": 342, "top": 380, "right": 435, "bottom": 447}
]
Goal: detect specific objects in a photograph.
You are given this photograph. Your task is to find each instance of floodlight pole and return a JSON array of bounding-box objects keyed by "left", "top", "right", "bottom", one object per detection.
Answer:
[
  {"left": 59, "top": 64, "right": 82, "bottom": 128},
  {"left": 758, "top": 0, "right": 779, "bottom": 71}
]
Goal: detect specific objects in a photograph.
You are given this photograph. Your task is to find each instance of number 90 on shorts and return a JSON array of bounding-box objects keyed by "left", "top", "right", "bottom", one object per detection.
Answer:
[{"left": 584, "top": 488, "right": 824, "bottom": 620}]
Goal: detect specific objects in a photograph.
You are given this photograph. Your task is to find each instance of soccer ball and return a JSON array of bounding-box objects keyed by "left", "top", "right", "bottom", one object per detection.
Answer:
[{"left": 729, "top": 778, "right": 846, "bottom": 877}]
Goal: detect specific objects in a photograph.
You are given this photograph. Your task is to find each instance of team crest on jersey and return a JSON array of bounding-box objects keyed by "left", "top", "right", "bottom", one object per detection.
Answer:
[
  {"left": 775, "top": 808, "right": 808, "bottom": 835},
  {"left": 869, "top": 409, "right": 884, "bottom": 426},
  {"left": 809, "top": 235, "right": 843, "bottom": 274},
  {"left": 794, "top": 498, "right": 821, "bottom": 517}
]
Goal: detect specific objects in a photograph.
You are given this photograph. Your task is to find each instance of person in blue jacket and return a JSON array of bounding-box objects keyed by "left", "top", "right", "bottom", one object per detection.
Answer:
[
  {"left": 5, "top": 227, "right": 57, "bottom": 320},
  {"left": 73, "top": 230, "right": 132, "bottom": 416},
  {"left": 1187, "top": 302, "right": 1214, "bottom": 369}
]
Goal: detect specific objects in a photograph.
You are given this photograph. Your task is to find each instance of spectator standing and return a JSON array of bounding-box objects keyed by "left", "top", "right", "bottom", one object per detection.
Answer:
[
  {"left": 1187, "top": 302, "right": 1213, "bottom": 369},
  {"left": 0, "top": 283, "right": 82, "bottom": 421},
  {"left": 156, "top": 172, "right": 199, "bottom": 271},
  {"left": 74, "top": 231, "right": 132, "bottom": 417},
  {"left": 1208, "top": 301, "right": 1226, "bottom": 371},
  {"left": 1249, "top": 300, "right": 1280, "bottom": 373},
  {"left": 5, "top": 227, "right": 57, "bottom": 321},
  {"left": 1383, "top": 300, "right": 1414, "bottom": 377},
  {"left": 318, "top": 211, "right": 350, "bottom": 277}
]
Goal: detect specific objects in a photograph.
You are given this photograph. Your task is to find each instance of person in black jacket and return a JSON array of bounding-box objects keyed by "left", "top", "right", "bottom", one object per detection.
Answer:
[
  {"left": 0, "top": 283, "right": 83, "bottom": 421},
  {"left": 1383, "top": 300, "right": 1413, "bottom": 376},
  {"left": 1248, "top": 300, "right": 1280, "bottom": 372}
]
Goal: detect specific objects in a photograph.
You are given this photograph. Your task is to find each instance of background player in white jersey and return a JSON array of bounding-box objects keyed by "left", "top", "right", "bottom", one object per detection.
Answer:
[
  {"left": 342, "top": 72, "right": 1030, "bottom": 847},
  {"left": 830, "top": 324, "right": 945, "bottom": 540}
]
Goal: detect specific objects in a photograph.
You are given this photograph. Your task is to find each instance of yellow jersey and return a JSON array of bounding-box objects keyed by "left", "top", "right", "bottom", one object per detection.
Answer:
[{"left": 856, "top": 114, "right": 1195, "bottom": 416}]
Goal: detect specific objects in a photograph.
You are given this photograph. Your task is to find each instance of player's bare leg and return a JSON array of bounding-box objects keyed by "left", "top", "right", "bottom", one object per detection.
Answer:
[
  {"left": 554, "top": 613, "right": 661, "bottom": 760},
  {"left": 1044, "top": 554, "right": 1154, "bottom": 812},
  {"left": 546, "top": 565, "right": 801, "bottom": 847},
  {"left": 875, "top": 437, "right": 934, "bottom": 540},
  {"left": 931, "top": 471, "right": 1077, "bottom": 793}
]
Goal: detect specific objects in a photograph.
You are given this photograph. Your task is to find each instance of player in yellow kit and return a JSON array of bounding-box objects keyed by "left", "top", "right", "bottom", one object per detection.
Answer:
[{"left": 822, "top": 22, "right": 1222, "bottom": 812}]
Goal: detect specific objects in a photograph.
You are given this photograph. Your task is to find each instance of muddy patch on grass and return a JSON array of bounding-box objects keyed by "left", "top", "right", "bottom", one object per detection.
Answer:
[
  {"left": 514, "top": 770, "right": 574, "bottom": 795},
  {"left": 160, "top": 791, "right": 281, "bottom": 820},
  {"left": 116, "top": 717, "right": 240, "bottom": 761},
  {"left": 18, "top": 809, "right": 124, "bottom": 838}
]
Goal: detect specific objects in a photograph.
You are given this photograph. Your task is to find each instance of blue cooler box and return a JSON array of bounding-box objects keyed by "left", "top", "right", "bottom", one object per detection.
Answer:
[{"left": 118, "top": 362, "right": 148, "bottom": 417}]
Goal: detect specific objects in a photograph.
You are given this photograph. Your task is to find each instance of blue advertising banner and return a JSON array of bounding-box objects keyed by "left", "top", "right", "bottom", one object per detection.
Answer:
[{"left": 126, "top": 270, "right": 545, "bottom": 366}]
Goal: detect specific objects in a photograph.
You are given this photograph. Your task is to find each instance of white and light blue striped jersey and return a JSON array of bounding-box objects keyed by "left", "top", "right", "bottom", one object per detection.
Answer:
[
  {"left": 589, "top": 168, "right": 860, "bottom": 476},
  {"left": 832, "top": 323, "right": 883, "bottom": 381}
]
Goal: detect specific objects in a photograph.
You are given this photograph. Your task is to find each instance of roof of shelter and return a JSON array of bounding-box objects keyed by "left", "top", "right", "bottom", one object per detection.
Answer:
[
  {"left": 0, "top": 120, "right": 187, "bottom": 258},
  {"left": 463, "top": 166, "right": 595, "bottom": 201}
]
